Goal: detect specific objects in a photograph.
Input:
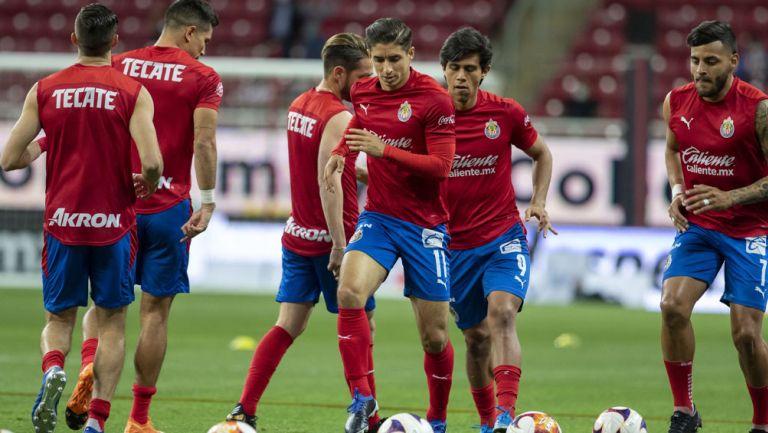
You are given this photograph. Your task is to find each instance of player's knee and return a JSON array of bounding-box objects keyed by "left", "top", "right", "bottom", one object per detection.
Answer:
[
  {"left": 337, "top": 283, "right": 366, "bottom": 308},
  {"left": 488, "top": 303, "right": 518, "bottom": 330},
  {"left": 659, "top": 297, "right": 691, "bottom": 328},
  {"left": 421, "top": 329, "right": 449, "bottom": 353},
  {"left": 731, "top": 326, "right": 763, "bottom": 355}
]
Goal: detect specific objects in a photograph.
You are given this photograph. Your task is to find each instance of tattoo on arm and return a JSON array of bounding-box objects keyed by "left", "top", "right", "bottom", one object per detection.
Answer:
[{"left": 732, "top": 100, "right": 768, "bottom": 205}]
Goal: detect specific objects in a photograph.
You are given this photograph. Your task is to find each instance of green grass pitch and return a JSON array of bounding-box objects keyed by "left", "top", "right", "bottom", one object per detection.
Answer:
[{"left": 0, "top": 287, "right": 753, "bottom": 432}]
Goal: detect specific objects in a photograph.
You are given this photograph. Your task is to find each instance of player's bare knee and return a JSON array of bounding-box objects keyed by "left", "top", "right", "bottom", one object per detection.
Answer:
[
  {"left": 337, "top": 283, "right": 366, "bottom": 308},
  {"left": 731, "top": 326, "right": 763, "bottom": 355},
  {"left": 659, "top": 297, "right": 692, "bottom": 328},
  {"left": 421, "top": 329, "right": 449, "bottom": 353},
  {"left": 488, "top": 303, "right": 518, "bottom": 330},
  {"left": 464, "top": 329, "right": 491, "bottom": 357}
]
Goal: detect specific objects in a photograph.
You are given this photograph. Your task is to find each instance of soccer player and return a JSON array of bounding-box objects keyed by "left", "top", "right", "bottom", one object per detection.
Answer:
[
  {"left": 323, "top": 17, "right": 456, "bottom": 433},
  {"left": 0, "top": 4, "right": 163, "bottom": 433},
  {"left": 223, "top": 32, "right": 377, "bottom": 431},
  {"left": 63, "top": 1, "right": 222, "bottom": 431},
  {"left": 662, "top": 20, "right": 768, "bottom": 433},
  {"left": 439, "top": 27, "right": 556, "bottom": 433}
]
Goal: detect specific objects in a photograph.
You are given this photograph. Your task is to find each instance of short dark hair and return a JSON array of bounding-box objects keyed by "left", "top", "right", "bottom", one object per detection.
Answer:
[
  {"left": 75, "top": 3, "right": 118, "bottom": 57},
  {"left": 687, "top": 20, "right": 737, "bottom": 53},
  {"left": 164, "top": 0, "right": 219, "bottom": 31},
  {"left": 439, "top": 27, "right": 493, "bottom": 70},
  {"left": 321, "top": 33, "right": 369, "bottom": 77},
  {"left": 365, "top": 18, "right": 412, "bottom": 50}
]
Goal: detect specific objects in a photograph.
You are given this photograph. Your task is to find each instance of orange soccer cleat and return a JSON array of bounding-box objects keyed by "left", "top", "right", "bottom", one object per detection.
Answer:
[
  {"left": 64, "top": 362, "right": 93, "bottom": 430},
  {"left": 124, "top": 417, "right": 165, "bottom": 433}
]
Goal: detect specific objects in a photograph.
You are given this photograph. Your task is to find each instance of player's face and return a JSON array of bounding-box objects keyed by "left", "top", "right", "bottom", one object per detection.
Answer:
[
  {"left": 370, "top": 43, "right": 414, "bottom": 91},
  {"left": 185, "top": 25, "right": 213, "bottom": 59},
  {"left": 341, "top": 57, "right": 373, "bottom": 101},
  {"left": 689, "top": 40, "right": 738, "bottom": 99},
  {"left": 443, "top": 54, "right": 488, "bottom": 108}
]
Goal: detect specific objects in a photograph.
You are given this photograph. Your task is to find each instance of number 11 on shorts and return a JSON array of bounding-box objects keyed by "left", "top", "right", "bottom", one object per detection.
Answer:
[{"left": 434, "top": 250, "right": 448, "bottom": 279}]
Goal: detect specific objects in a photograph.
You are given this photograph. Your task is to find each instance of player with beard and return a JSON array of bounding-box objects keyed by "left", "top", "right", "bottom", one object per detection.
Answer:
[
  {"left": 224, "top": 33, "right": 378, "bottom": 432},
  {"left": 662, "top": 20, "right": 768, "bottom": 433}
]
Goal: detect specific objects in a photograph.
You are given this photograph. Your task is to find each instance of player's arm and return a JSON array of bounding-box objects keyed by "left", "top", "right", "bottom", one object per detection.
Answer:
[
  {"left": 324, "top": 115, "right": 359, "bottom": 192},
  {"left": 663, "top": 92, "right": 688, "bottom": 231},
  {"left": 522, "top": 137, "right": 557, "bottom": 237},
  {"left": 129, "top": 86, "right": 163, "bottom": 197},
  {"left": 319, "top": 111, "right": 353, "bottom": 277},
  {"left": 1, "top": 84, "right": 42, "bottom": 171},
  {"left": 180, "top": 107, "right": 218, "bottom": 242},
  {"left": 3, "top": 137, "right": 44, "bottom": 171}
]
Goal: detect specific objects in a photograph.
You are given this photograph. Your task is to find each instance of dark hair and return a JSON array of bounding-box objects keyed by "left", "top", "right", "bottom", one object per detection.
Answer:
[
  {"left": 164, "top": 0, "right": 219, "bottom": 30},
  {"left": 364, "top": 17, "right": 412, "bottom": 50},
  {"left": 439, "top": 27, "right": 493, "bottom": 70},
  {"left": 686, "top": 20, "right": 737, "bottom": 53},
  {"left": 321, "top": 33, "right": 369, "bottom": 77},
  {"left": 75, "top": 3, "right": 118, "bottom": 57}
]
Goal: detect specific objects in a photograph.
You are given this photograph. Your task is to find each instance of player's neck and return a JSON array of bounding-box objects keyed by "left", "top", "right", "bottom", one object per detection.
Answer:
[
  {"left": 77, "top": 53, "right": 111, "bottom": 67},
  {"left": 316, "top": 80, "right": 342, "bottom": 100},
  {"left": 155, "top": 31, "right": 181, "bottom": 50},
  {"left": 454, "top": 92, "right": 479, "bottom": 112},
  {"left": 702, "top": 74, "right": 735, "bottom": 103}
]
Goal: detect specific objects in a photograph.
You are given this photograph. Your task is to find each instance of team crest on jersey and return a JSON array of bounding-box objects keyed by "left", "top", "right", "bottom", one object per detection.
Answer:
[
  {"left": 398, "top": 101, "right": 412, "bottom": 122},
  {"left": 216, "top": 82, "right": 224, "bottom": 97},
  {"left": 720, "top": 116, "right": 735, "bottom": 138},
  {"left": 484, "top": 119, "right": 501, "bottom": 139}
]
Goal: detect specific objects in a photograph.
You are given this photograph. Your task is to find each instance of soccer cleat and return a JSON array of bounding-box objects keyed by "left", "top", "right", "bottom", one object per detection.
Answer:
[
  {"left": 344, "top": 389, "right": 378, "bottom": 433},
  {"left": 667, "top": 407, "right": 702, "bottom": 433},
  {"left": 480, "top": 425, "right": 494, "bottom": 433},
  {"left": 32, "top": 366, "right": 67, "bottom": 433},
  {"left": 65, "top": 362, "right": 93, "bottom": 430},
  {"left": 429, "top": 419, "right": 447, "bottom": 433},
  {"left": 225, "top": 403, "right": 258, "bottom": 430},
  {"left": 368, "top": 416, "right": 387, "bottom": 433},
  {"left": 83, "top": 419, "right": 102, "bottom": 433},
  {"left": 124, "top": 417, "right": 165, "bottom": 433},
  {"left": 493, "top": 407, "right": 512, "bottom": 433}
]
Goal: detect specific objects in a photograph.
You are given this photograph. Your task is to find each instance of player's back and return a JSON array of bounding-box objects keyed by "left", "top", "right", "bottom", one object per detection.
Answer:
[
  {"left": 113, "top": 46, "right": 222, "bottom": 213},
  {"left": 38, "top": 64, "right": 142, "bottom": 245},
  {"left": 350, "top": 70, "right": 455, "bottom": 228},
  {"left": 669, "top": 77, "right": 768, "bottom": 237},
  {"left": 282, "top": 88, "right": 358, "bottom": 256}
]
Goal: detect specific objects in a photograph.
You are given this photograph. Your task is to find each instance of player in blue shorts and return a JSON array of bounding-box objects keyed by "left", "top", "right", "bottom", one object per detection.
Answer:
[
  {"left": 439, "top": 28, "right": 556, "bottom": 433},
  {"left": 661, "top": 21, "right": 768, "bottom": 433},
  {"left": 324, "top": 18, "right": 456, "bottom": 433}
]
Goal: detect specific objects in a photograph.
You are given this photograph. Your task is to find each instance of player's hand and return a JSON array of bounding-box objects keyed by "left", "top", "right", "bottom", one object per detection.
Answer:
[
  {"left": 668, "top": 193, "right": 688, "bottom": 232},
  {"left": 683, "top": 184, "right": 734, "bottom": 214},
  {"left": 323, "top": 154, "right": 344, "bottom": 192},
  {"left": 180, "top": 202, "right": 215, "bottom": 242},
  {"left": 355, "top": 166, "right": 369, "bottom": 185},
  {"left": 133, "top": 173, "right": 157, "bottom": 199},
  {"left": 327, "top": 246, "right": 345, "bottom": 280},
  {"left": 346, "top": 128, "right": 385, "bottom": 158},
  {"left": 525, "top": 205, "right": 558, "bottom": 238}
]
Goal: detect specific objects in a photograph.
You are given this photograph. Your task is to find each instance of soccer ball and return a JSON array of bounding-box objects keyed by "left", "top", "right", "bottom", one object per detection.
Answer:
[
  {"left": 507, "top": 411, "right": 562, "bottom": 433},
  {"left": 206, "top": 421, "right": 257, "bottom": 433},
  {"left": 593, "top": 407, "right": 647, "bottom": 433},
  {"left": 377, "top": 413, "right": 434, "bottom": 433}
]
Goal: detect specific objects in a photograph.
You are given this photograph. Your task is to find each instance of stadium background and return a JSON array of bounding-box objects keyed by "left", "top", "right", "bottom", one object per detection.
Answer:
[{"left": 0, "top": 0, "right": 766, "bottom": 431}]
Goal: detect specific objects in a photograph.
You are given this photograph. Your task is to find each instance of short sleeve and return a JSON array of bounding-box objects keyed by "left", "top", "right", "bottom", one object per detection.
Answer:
[
  {"left": 424, "top": 89, "right": 456, "bottom": 143},
  {"left": 507, "top": 99, "right": 537, "bottom": 150},
  {"left": 197, "top": 70, "right": 223, "bottom": 111}
]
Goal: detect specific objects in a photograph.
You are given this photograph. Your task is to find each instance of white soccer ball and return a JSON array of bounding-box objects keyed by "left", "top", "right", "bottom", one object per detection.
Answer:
[
  {"left": 377, "top": 413, "right": 434, "bottom": 433},
  {"left": 206, "top": 420, "right": 257, "bottom": 433},
  {"left": 507, "top": 411, "right": 561, "bottom": 433},
  {"left": 593, "top": 407, "right": 647, "bottom": 433}
]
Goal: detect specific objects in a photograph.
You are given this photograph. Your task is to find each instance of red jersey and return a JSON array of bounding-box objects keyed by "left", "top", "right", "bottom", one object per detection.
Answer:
[
  {"left": 669, "top": 77, "right": 768, "bottom": 237},
  {"left": 333, "top": 69, "right": 455, "bottom": 227},
  {"left": 113, "top": 46, "right": 222, "bottom": 214},
  {"left": 448, "top": 90, "right": 538, "bottom": 250},
  {"left": 38, "top": 64, "right": 141, "bottom": 245},
  {"left": 282, "top": 88, "right": 359, "bottom": 256}
]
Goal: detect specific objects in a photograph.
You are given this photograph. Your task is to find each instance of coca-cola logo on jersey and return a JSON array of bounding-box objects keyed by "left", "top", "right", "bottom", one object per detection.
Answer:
[
  {"left": 367, "top": 129, "right": 412, "bottom": 149},
  {"left": 681, "top": 147, "right": 735, "bottom": 167}
]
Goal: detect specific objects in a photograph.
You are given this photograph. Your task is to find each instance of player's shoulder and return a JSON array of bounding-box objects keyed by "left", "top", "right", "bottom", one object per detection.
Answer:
[
  {"left": 112, "top": 46, "right": 147, "bottom": 63},
  {"left": 290, "top": 88, "right": 346, "bottom": 118},
  {"left": 670, "top": 81, "right": 696, "bottom": 98},
  {"left": 411, "top": 69, "right": 448, "bottom": 94},
  {"left": 735, "top": 78, "right": 768, "bottom": 102},
  {"left": 351, "top": 76, "right": 379, "bottom": 96},
  {"left": 483, "top": 90, "right": 526, "bottom": 113}
]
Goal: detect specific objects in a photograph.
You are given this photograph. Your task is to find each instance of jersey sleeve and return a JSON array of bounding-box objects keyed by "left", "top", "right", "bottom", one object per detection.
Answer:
[
  {"left": 507, "top": 99, "right": 537, "bottom": 150},
  {"left": 382, "top": 91, "right": 455, "bottom": 178},
  {"left": 37, "top": 136, "right": 48, "bottom": 152},
  {"left": 196, "top": 70, "right": 223, "bottom": 111},
  {"left": 331, "top": 115, "right": 360, "bottom": 157}
]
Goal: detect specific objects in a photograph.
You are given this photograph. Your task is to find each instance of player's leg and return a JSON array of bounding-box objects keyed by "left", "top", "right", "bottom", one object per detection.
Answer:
[
  {"left": 33, "top": 234, "right": 90, "bottom": 432},
  {"left": 84, "top": 230, "right": 136, "bottom": 433},
  {"left": 450, "top": 244, "right": 494, "bottom": 431},
  {"left": 411, "top": 297, "right": 453, "bottom": 433},
  {"left": 660, "top": 225, "right": 719, "bottom": 432},
  {"left": 126, "top": 201, "right": 191, "bottom": 432},
  {"left": 65, "top": 305, "right": 98, "bottom": 430},
  {"left": 720, "top": 234, "right": 768, "bottom": 431}
]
